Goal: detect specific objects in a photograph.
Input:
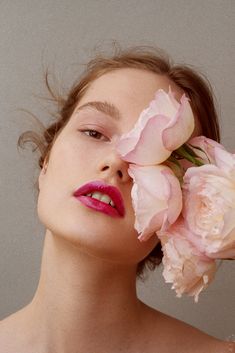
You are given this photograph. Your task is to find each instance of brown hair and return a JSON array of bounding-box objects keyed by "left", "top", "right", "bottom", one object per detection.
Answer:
[{"left": 17, "top": 44, "right": 220, "bottom": 279}]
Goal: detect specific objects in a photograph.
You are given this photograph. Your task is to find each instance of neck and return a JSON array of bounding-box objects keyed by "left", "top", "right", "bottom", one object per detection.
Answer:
[{"left": 26, "top": 230, "right": 145, "bottom": 352}]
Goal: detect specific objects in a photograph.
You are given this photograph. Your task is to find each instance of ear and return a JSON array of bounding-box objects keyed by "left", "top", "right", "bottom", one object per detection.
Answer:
[{"left": 38, "top": 161, "right": 48, "bottom": 191}]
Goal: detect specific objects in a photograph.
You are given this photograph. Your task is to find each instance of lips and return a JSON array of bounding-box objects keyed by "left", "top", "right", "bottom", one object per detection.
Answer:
[{"left": 73, "top": 180, "right": 125, "bottom": 218}]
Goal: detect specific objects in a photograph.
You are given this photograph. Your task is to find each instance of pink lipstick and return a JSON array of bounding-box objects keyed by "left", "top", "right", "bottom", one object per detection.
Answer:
[{"left": 73, "top": 180, "right": 125, "bottom": 218}]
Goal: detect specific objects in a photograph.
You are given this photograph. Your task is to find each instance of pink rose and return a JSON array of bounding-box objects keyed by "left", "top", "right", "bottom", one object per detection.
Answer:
[
  {"left": 157, "top": 218, "right": 217, "bottom": 302},
  {"left": 182, "top": 147, "right": 235, "bottom": 259},
  {"left": 129, "top": 164, "right": 182, "bottom": 241},
  {"left": 116, "top": 87, "right": 195, "bottom": 165}
]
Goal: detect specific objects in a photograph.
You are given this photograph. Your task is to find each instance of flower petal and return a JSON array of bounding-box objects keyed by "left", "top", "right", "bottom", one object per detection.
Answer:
[
  {"left": 128, "top": 164, "right": 182, "bottom": 241},
  {"left": 182, "top": 162, "right": 235, "bottom": 258},
  {"left": 162, "top": 93, "right": 195, "bottom": 151},
  {"left": 157, "top": 218, "right": 217, "bottom": 302},
  {"left": 117, "top": 115, "right": 171, "bottom": 165},
  {"left": 116, "top": 87, "right": 195, "bottom": 165}
]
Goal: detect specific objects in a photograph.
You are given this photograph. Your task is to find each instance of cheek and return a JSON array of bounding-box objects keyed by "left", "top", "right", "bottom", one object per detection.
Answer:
[
  {"left": 46, "top": 139, "right": 96, "bottom": 186},
  {"left": 191, "top": 115, "right": 202, "bottom": 138}
]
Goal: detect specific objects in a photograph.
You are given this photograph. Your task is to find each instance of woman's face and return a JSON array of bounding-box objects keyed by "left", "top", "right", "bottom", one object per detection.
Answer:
[{"left": 37, "top": 68, "right": 185, "bottom": 266}]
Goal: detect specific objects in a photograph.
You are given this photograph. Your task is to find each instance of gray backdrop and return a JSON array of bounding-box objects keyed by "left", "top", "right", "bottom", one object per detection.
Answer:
[{"left": 0, "top": 0, "right": 234, "bottom": 341}]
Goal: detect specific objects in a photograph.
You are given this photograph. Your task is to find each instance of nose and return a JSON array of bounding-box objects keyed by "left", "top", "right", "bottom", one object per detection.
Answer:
[{"left": 97, "top": 152, "right": 131, "bottom": 184}]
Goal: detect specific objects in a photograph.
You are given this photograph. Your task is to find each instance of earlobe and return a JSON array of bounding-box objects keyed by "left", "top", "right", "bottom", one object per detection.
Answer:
[
  {"left": 42, "top": 163, "right": 48, "bottom": 174},
  {"left": 38, "top": 162, "right": 48, "bottom": 190}
]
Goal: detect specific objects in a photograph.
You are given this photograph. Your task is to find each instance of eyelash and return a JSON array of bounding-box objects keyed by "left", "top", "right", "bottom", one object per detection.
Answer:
[{"left": 79, "top": 129, "right": 109, "bottom": 141}]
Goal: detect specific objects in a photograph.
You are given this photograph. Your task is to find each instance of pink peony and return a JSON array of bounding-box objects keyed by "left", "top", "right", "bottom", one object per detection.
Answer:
[
  {"left": 182, "top": 147, "right": 235, "bottom": 259},
  {"left": 116, "top": 87, "right": 195, "bottom": 165},
  {"left": 157, "top": 218, "right": 217, "bottom": 302},
  {"left": 128, "top": 164, "right": 182, "bottom": 241}
]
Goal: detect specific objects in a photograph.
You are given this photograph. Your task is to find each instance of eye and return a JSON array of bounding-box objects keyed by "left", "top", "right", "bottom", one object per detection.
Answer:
[{"left": 80, "top": 129, "right": 109, "bottom": 141}]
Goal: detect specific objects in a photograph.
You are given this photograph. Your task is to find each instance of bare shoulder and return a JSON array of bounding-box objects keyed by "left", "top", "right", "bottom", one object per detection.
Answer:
[
  {"left": 0, "top": 308, "right": 34, "bottom": 353},
  {"left": 0, "top": 313, "right": 21, "bottom": 353},
  {"left": 140, "top": 302, "right": 235, "bottom": 353}
]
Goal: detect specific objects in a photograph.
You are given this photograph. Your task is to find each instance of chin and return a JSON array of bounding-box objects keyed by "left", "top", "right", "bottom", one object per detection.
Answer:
[{"left": 37, "top": 198, "right": 158, "bottom": 264}]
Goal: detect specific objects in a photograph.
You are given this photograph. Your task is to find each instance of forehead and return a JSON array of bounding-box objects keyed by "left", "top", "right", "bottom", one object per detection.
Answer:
[
  {"left": 74, "top": 68, "right": 201, "bottom": 137},
  {"left": 77, "top": 68, "right": 185, "bottom": 114}
]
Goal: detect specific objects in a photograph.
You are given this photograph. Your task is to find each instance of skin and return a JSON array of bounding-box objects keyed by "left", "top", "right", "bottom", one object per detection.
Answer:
[{"left": 0, "top": 68, "right": 234, "bottom": 353}]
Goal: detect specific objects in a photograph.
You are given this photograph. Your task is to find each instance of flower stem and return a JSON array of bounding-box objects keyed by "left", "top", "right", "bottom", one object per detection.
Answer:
[{"left": 175, "top": 145, "right": 204, "bottom": 166}]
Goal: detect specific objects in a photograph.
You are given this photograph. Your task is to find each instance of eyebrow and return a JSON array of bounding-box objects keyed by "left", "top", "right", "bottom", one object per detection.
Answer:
[{"left": 76, "top": 101, "right": 121, "bottom": 120}]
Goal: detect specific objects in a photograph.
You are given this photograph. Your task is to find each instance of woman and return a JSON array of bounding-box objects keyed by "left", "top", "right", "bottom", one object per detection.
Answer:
[{"left": 0, "top": 45, "right": 234, "bottom": 353}]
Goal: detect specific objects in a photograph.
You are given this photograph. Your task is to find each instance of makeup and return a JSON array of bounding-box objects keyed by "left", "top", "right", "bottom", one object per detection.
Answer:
[{"left": 73, "top": 180, "right": 125, "bottom": 218}]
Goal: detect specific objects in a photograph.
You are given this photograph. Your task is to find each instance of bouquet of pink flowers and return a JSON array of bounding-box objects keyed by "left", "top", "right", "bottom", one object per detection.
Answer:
[{"left": 116, "top": 88, "right": 235, "bottom": 302}]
